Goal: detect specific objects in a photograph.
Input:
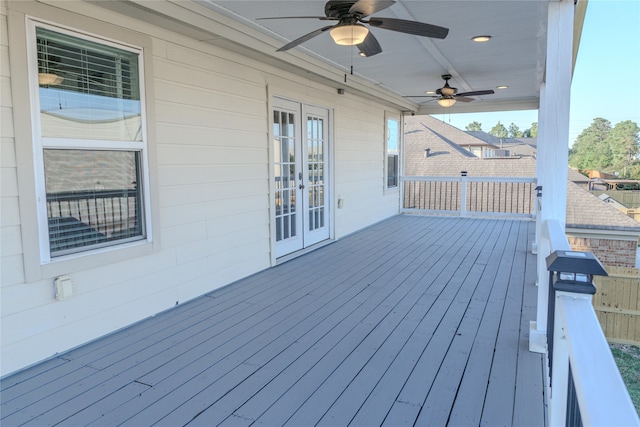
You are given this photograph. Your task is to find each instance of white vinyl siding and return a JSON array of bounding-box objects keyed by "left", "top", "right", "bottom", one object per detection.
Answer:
[{"left": 1, "top": 1, "right": 401, "bottom": 376}]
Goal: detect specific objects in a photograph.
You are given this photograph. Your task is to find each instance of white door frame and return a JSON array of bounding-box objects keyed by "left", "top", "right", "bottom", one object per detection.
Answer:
[{"left": 271, "top": 97, "right": 332, "bottom": 258}]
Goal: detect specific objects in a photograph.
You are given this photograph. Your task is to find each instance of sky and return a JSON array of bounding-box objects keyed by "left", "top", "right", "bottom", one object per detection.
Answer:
[{"left": 431, "top": 0, "right": 640, "bottom": 146}]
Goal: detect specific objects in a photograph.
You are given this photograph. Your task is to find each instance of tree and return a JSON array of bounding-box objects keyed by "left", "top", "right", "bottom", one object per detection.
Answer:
[
  {"left": 568, "top": 117, "right": 612, "bottom": 171},
  {"left": 508, "top": 123, "right": 523, "bottom": 138},
  {"left": 489, "top": 121, "right": 507, "bottom": 138},
  {"left": 523, "top": 122, "right": 538, "bottom": 138},
  {"left": 607, "top": 120, "right": 640, "bottom": 177},
  {"left": 465, "top": 121, "right": 482, "bottom": 131}
]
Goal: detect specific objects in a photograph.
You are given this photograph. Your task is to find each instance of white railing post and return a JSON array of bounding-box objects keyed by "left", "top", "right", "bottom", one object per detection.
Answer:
[
  {"left": 531, "top": 220, "right": 572, "bottom": 354},
  {"left": 546, "top": 249, "right": 639, "bottom": 427},
  {"left": 550, "top": 290, "right": 573, "bottom": 426},
  {"left": 559, "top": 296, "right": 640, "bottom": 427},
  {"left": 460, "top": 171, "right": 467, "bottom": 217}
]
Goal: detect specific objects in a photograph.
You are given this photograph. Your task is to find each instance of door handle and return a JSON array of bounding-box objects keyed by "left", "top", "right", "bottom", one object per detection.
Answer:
[{"left": 299, "top": 183, "right": 305, "bottom": 190}]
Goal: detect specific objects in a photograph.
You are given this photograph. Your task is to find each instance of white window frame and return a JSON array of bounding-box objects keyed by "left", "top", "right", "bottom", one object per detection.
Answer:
[
  {"left": 7, "top": 3, "right": 159, "bottom": 282},
  {"left": 27, "top": 20, "right": 153, "bottom": 264},
  {"left": 385, "top": 112, "right": 401, "bottom": 192}
]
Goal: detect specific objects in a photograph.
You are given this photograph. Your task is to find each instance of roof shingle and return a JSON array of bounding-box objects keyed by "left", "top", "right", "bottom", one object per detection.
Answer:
[{"left": 404, "top": 116, "right": 640, "bottom": 233}]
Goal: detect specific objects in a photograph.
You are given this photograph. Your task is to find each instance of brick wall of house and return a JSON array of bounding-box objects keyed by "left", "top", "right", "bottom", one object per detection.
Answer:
[{"left": 567, "top": 236, "right": 638, "bottom": 268}]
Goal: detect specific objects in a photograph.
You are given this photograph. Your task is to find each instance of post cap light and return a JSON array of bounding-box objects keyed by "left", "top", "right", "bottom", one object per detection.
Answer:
[
  {"left": 546, "top": 250, "right": 608, "bottom": 276},
  {"left": 330, "top": 23, "right": 369, "bottom": 46},
  {"left": 546, "top": 250, "right": 608, "bottom": 294}
]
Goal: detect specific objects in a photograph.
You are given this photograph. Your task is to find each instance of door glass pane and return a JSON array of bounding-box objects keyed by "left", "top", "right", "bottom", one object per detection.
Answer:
[
  {"left": 307, "top": 116, "right": 325, "bottom": 232},
  {"left": 274, "top": 108, "right": 297, "bottom": 242}
]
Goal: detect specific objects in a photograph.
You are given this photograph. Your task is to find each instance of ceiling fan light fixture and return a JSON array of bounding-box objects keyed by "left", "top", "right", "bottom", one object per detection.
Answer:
[
  {"left": 330, "top": 23, "right": 369, "bottom": 46},
  {"left": 472, "top": 35, "right": 492, "bottom": 42},
  {"left": 437, "top": 97, "right": 457, "bottom": 108},
  {"left": 440, "top": 87, "right": 456, "bottom": 96}
]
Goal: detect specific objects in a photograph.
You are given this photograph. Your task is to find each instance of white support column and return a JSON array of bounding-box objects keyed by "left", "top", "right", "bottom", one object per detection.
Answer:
[{"left": 531, "top": 0, "right": 575, "bottom": 353}]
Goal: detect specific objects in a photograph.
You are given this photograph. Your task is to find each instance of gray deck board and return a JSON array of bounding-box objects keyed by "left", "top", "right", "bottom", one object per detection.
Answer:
[
  {"left": 251, "top": 218, "right": 484, "bottom": 427},
  {"left": 319, "top": 221, "right": 503, "bottom": 426},
  {"left": 0, "top": 215, "right": 544, "bottom": 427}
]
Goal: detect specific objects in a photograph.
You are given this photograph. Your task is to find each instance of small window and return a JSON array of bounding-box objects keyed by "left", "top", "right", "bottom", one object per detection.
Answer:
[
  {"left": 386, "top": 116, "right": 400, "bottom": 189},
  {"left": 31, "top": 23, "right": 150, "bottom": 260}
]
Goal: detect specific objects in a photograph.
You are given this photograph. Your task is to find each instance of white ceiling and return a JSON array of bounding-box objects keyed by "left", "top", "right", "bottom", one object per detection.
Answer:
[
  {"left": 97, "top": 0, "right": 564, "bottom": 114},
  {"left": 199, "top": 0, "right": 551, "bottom": 114}
]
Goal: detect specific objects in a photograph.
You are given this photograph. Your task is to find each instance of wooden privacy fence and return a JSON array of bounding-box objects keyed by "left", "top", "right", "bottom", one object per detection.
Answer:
[
  {"left": 592, "top": 190, "right": 640, "bottom": 209},
  {"left": 593, "top": 266, "right": 640, "bottom": 345}
]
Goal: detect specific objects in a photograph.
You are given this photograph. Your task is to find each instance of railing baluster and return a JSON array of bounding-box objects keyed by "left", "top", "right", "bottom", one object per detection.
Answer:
[
  {"left": 111, "top": 198, "right": 116, "bottom": 239},
  {"left": 567, "top": 365, "right": 583, "bottom": 427},
  {"left": 45, "top": 189, "right": 140, "bottom": 253},
  {"left": 399, "top": 176, "right": 536, "bottom": 218}
]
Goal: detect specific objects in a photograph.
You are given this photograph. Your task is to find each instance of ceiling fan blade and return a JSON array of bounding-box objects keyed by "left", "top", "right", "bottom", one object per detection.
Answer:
[
  {"left": 367, "top": 17, "right": 449, "bottom": 39},
  {"left": 350, "top": 0, "right": 396, "bottom": 17},
  {"left": 457, "top": 89, "right": 495, "bottom": 97},
  {"left": 455, "top": 96, "right": 475, "bottom": 103},
  {"left": 276, "top": 26, "right": 334, "bottom": 52},
  {"left": 257, "top": 16, "right": 335, "bottom": 21},
  {"left": 357, "top": 32, "right": 382, "bottom": 57}
]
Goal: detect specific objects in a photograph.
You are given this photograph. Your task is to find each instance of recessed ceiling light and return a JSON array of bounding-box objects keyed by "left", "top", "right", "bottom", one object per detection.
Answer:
[
  {"left": 472, "top": 35, "right": 492, "bottom": 42},
  {"left": 497, "top": 85, "right": 509, "bottom": 89},
  {"left": 425, "top": 91, "right": 436, "bottom": 94}
]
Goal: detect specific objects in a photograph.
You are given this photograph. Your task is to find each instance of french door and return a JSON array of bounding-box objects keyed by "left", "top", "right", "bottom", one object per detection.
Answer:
[{"left": 273, "top": 98, "right": 331, "bottom": 257}]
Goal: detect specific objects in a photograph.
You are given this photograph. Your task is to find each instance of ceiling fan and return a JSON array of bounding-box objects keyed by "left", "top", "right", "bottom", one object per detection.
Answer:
[
  {"left": 406, "top": 74, "right": 495, "bottom": 107},
  {"left": 257, "top": 0, "right": 449, "bottom": 57}
]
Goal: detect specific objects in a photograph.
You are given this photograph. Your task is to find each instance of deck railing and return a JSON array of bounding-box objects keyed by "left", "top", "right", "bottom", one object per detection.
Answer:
[
  {"left": 542, "top": 220, "right": 640, "bottom": 427},
  {"left": 401, "top": 175, "right": 536, "bottom": 218},
  {"left": 46, "top": 189, "right": 142, "bottom": 253}
]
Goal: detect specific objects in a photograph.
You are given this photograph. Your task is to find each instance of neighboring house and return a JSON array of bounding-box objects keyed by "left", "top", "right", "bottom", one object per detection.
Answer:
[
  {"left": 405, "top": 116, "right": 538, "bottom": 177},
  {"left": 582, "top": 170, "right": 640, "bottom": 191},
  {"left": 566, "top": 183, "right": 640, "bottom": 268},
  {"left": 405, "top": 116, "right": 640, "bottom": 268},
  {"left": 466, "top": 131, "right": 538, "bottom": 158},
  {"left": 585, "top": 170, "right": 619, "bottom": 180},
  {"left": 567, "top": 168, "right": 593, "bottom": 190},
  {"left": 600, "top": 179, "right": 640, "bottom": 191},
  {"left": 416, "top": 118, "right": 498, "bottom": 158}
]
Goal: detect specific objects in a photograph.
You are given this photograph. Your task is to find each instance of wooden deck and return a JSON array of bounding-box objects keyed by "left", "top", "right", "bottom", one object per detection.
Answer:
[{"left": 1, "top": 215, "right": 545, "bottom": 426}]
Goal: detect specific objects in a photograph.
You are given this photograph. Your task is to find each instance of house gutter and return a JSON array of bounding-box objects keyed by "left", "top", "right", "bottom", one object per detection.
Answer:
[
  {"left": 566, "top": 226, "right": 640, "bottom": 241},
  {"left": 573, "top": 0, "right": 588, "bottom": 75}
]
